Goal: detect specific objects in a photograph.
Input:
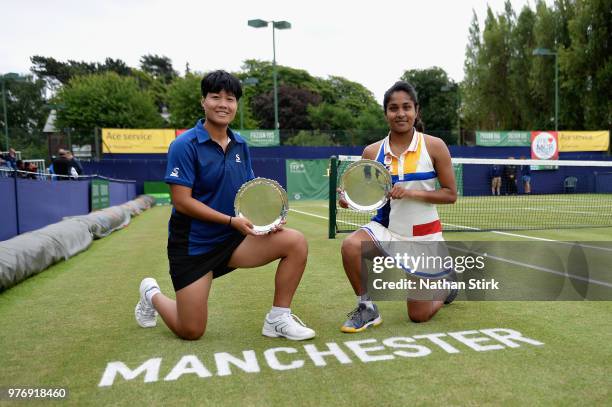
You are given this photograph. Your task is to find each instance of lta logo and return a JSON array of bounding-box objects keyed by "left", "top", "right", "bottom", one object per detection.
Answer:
[{"left": 531, "top": 131, "right": 558, "bottom": 160}]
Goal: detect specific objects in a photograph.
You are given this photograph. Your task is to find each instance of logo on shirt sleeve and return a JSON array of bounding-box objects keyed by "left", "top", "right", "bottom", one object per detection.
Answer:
[
  {"left": 170, "top": 167, "right": 180, "bottom": 177},
  {"left": 235, "top": 154, "right": 241, "bottom": 163}
]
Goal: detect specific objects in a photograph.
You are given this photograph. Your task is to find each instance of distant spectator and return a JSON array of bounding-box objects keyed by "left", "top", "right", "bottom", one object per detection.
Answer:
[
  {"left": 52, "top": 150, "right": 74, "bottom": 180},
  {"left": 490, "top": 164, "right": 502, "bottom": 196},
  {"left": 65, "top": 150, "right": 83, "bottom": 175},
  {"left": 0, "top": 156, "right": 12, "bottom": 178},
  {"left": 519, "top": 155, "right": 531, "bottom": 194},
  {"left": 1, "top": 148, "right": 17, "bottom": 169},
  {"left": 25, "top": 162, "right": 38, "bottom": 179},
  {"left": 503, "top": 157, "right": 518, "bottom": 195},
  {"left": 16, "top": 160, "right": 28, "bottom": 178}
]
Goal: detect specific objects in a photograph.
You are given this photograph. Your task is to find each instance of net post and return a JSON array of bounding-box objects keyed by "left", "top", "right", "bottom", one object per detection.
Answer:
[{"left": 328, "top": 155, "right": 338, "bottom": 239}]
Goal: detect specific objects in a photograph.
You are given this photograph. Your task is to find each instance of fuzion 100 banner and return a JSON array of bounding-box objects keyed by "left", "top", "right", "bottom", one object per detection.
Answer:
[
  {"left": 236, "top": 130, "right": 279, "bottom": 147},
  {"left": 475, "top": 131, "right": 531, "bottom": 147}
]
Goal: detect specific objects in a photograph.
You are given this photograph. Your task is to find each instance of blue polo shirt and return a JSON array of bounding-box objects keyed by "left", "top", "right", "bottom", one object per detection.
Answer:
[{"left": 165, "top": 119, "right": 255, "bottom": 256}]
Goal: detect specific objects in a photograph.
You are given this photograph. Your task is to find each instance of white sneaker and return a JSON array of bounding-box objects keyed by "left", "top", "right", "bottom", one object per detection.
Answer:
[
  {"left": 262, "top": 313, "right": 315, "bottom": 341},
  {"left": 134, "top": 278, "right": 159, "bottom": 328}
]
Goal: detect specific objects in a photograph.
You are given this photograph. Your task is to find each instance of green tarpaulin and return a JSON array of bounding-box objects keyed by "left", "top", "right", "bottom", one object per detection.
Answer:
[{"left": 286, "top": 159, "right": 329, "bottom": 201}]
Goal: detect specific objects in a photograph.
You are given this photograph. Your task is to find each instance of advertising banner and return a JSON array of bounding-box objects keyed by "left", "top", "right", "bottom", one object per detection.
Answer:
[
  {"left": 91, "top": 179, "right": 110, "bottom": 210},
  {"left": 237, "top": 130, "right": 280, "bottom": 147},
  {"left": 558, "top": 131, "right": 610, "bottom": 152},
  {"left": 476, "top": 131, "right": 531, "bottom": 147},
  {"left": 102, "top": 129, "right": 175, "bottom": 154},
  {"left": 531, "top": 131, "right": 559, "bottom": 170}
]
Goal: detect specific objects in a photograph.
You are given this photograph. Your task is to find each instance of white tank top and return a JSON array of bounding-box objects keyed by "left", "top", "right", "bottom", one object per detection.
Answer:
[{"left": 371, "top": 131, "right": 442, "bottom": 237}]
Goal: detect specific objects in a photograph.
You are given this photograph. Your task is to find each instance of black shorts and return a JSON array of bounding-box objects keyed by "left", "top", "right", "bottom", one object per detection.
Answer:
[{"left": 168, "top": 232, "right": 246, "bottom": 291}]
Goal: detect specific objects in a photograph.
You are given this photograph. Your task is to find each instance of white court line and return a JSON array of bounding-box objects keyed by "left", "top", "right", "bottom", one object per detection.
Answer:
[
  {"left": 291, "top": 203, "right": 329, "bottom": 209},
  {"left": 289, "top": 208, "right": 363, "bottom": 228},
  {"left": 454, "top": 207, "right": 600, "bottom": 215},
  {"left": 290, "top": 208, "right": 612, "bottom": 253},
  {"left": 442, "top": 222, "right": 612, "bottom": 252},
  {"left": 517, "top": 208, "right": 597, "bottom": 215},
  {"left": 448, "top": 245, "right": 612, "bottom": 289}
]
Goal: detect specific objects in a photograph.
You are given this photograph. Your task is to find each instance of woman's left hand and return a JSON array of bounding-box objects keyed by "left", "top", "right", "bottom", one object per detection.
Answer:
[
  {"left": 268, "top": 218, "right": 286, "bottom": 233},
  {"left": 389, "top": 185, "right": 414, "bottom": 200}
]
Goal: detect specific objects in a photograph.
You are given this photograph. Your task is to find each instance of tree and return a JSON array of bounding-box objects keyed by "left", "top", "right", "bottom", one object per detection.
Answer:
[
  {"left": 139, "top": 54, "right": 178, "bottom": 84},
  {"left": 166, "top": 72, "right": 203, "bottom": 129},
  {"left": 509, "top": 5, "right": 537, "bottom": 128},
  {"left": 54, "top": 72, "right": 163, "bottom": 142},
  {"left": 240, "top": 59, "right": 385, "bottom": 140},
  {"left": 354, "top": 106, "right": 388, "bottom": 145},
  {"left": 30, "top": 55, "right": 131, "bottom": 91},
  {"left": 240, "top": 59, "right": 322, "bottom": 94},
  {"left": 251, "top": 85, "right": 321, "bottom": 130},
  {"left": 562, "top": 0, "right": 612, "bottom": 130},
  {"left": 477, "top": 4, "right": 515, "bottom": 130},
  {"left": 554, "top": 0, "right": 581, "bottom": 129},
  {"left": 307, "top": 103, "right": 356, "bottom": 144},
  {"left": 1, "top": 75, "right": 48, "bottom": 158},
  {"left": 315, "top": 75, "right": 386, "bottom": 142},
  {"left": 461, "top": 10, "right": 484, "bottom": 132},
  {"left": 319, "top": 76, "right": 380, "bottom": 114},
  {"left": 240, "top": 60, "right": 323, "bottom": 129},
  {"left": 530, "top": 0, "right": 558, "bottom": 129},
  {"left": 284, "top": 130, "right": 336, "bottom": 146},
  {"left": 307, "top": 103, "right": 355, "bottom": 131}
]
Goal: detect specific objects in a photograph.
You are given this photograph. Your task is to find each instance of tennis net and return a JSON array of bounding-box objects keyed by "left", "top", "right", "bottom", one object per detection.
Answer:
[{"left": 328, "top": 156, "right": 612, "bottom": 237}]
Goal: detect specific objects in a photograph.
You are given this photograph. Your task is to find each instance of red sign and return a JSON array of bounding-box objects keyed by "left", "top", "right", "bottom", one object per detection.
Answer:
[
  {"left": 175, "top": 129, "right": 188, "bottom": 138},
  {"left": 531, "top": 131, "right": 559, "bottom": 160}
]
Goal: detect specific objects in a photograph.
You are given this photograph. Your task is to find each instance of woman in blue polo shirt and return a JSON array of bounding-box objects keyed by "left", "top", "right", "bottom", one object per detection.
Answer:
[{"left": 134, "top": 70, "right": 315, "bottom": 341}]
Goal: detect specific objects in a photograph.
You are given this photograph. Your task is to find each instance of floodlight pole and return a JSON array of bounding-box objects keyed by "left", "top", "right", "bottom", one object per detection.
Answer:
[
  {"left": 272, "top": 25, "right": 278, "bottom": 131},
  {"left": 1, "top": 78, "right": 8, "bottom": 151},
  {"left": 554, "top": 54, "right": 558, "bottom": 131},
  {"left": 532, "top": 48, "right": 559, "bottom": 131},
  {"left": 239, "top": 77, "right": 259, "bottom": 130},
  {"left": 248, "top": 19, "right": 291, "bottom": 132}
]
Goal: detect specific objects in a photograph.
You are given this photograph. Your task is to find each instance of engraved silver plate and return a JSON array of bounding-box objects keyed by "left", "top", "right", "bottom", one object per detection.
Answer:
[
  {"left": 234, "top": 178, "right": 288, "bottom": 233},
  {"left": 340, "top": 159, "right": 391, "bottom": 212}
]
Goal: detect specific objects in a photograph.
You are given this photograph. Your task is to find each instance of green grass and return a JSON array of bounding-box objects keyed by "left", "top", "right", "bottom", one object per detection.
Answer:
[{"left": 1, "top": 204, "right": 612, "bottom": 406}]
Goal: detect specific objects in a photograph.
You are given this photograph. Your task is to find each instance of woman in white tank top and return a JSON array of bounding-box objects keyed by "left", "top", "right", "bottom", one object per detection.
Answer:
[{"left": 339, "top": 81, "right": 457, "bottom": 333}]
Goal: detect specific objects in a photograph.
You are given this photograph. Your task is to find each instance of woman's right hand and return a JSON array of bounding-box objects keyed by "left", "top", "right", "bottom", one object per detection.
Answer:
[
  {"left": 337, "top": 188, "right": 349, "bottom": 209},
  {"left": 230, "top": 216, "right": 256, "bottom": 236}
]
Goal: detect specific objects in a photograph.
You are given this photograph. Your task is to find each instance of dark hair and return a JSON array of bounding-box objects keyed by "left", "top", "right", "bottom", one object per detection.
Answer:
[
  {"left": 200, "top": 70, "right": 242, "bottom": 100},
  {"left": 383, "top": 81, "right": 425, "bottom": 132}
]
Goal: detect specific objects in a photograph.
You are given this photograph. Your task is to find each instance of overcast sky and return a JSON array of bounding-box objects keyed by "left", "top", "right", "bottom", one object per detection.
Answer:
[{"left": 1, "top": 0, "right": 536, "bottom": 103}]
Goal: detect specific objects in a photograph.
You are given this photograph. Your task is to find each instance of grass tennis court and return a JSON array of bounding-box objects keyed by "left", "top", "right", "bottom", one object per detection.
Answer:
[
  {"left": 1, "top": 202, "right": 611, "bottom": 405},
  {"left": 336, "top": 194, "right": 612, "bottom": 233}
]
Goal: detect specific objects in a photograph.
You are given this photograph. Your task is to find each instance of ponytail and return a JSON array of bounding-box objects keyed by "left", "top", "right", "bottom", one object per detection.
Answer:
[{"left": 415, "top": 116, "right": 425, "bottom": 133}]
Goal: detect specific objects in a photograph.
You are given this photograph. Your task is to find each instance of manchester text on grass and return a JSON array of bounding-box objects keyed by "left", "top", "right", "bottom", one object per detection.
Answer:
[{"left": 99, "top": 328, "right": 543, "bottom": 387}]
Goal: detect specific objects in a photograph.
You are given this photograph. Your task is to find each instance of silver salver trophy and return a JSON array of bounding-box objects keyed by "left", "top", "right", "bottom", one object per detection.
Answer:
[
  {"left": 340, "top": 159, "right": 391, "bottom": 212},
  {"left": 234, "top": 178, "right": 289, "bottom": 234}
]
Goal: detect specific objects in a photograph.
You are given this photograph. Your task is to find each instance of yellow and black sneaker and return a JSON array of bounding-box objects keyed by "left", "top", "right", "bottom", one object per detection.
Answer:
[{"left": 340, "top": 303, "right": 382, "bottom": 333}]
